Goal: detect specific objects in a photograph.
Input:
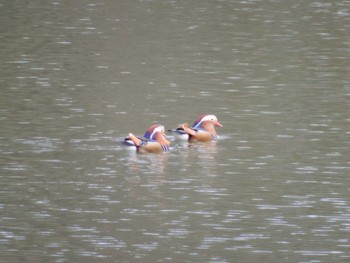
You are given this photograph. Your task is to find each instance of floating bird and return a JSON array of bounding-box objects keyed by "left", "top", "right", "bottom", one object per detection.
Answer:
[
  {"left": 169, "top": 114, "right": 223, "bottom": 142},
  {"left": 124, "top": 124, "right": 170, "bottom": 153}
]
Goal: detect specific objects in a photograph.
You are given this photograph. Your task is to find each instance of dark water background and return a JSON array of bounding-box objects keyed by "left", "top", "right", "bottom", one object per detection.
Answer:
[{"left": 1, "top": 0, "right": 349, "bottom": 262}]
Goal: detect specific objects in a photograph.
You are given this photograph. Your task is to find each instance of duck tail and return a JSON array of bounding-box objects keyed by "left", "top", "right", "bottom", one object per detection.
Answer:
[
  {"left": 127, "top": 133, "right": 143, "bottom": 147},
  {"left": 179, "top": 123, "right": 196, "bottom": 136}
]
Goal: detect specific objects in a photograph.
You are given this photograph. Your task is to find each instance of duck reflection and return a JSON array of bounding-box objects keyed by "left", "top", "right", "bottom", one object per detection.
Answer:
[
  {"left": 123, "top": 149, "right": 170, "bottom": 175},
  {"left": 177, "top": 141, "right": 219, "bottom": 176}
]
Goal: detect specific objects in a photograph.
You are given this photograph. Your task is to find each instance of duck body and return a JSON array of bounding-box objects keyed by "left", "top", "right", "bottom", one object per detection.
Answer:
[
  {"left": 123, "top": 124, "right": 170, "bottom": 153},
  {"left": 169, "top": 127, "right": 190, "bottom": 141},
  {"left": 170, "top": 114, "right": 223, "bottom": 142}
]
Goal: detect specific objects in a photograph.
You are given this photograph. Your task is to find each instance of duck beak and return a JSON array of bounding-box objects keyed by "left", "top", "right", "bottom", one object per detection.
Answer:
[{"left": 215, "top": 121, "right": 223, "bottom": 127}]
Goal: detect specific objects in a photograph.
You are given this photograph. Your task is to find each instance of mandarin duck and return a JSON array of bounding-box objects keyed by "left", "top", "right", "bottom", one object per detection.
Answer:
[
  {"left": 124, "top": 124, "right": 170, "bottom": 153},
  {"left": 170, "top": 114, "right": 223, "bottom": 142}
]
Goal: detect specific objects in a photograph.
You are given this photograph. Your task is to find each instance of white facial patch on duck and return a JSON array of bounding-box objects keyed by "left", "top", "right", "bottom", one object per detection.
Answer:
[
  {"left": 192, "top": 115, "right": 218, "bottom": 128},
  {"left": 144, "top": 125, "right": 165, "bottom": 140}
]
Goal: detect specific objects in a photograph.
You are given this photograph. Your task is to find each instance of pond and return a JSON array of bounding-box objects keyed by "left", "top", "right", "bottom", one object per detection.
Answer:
[{"left": 0, "top": 0, "right": 349, "bottom": 262}]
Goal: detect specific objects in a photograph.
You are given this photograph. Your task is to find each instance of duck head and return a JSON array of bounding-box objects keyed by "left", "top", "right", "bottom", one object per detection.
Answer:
[
  {"left": 192, "top": 114, "right": 223, "bottom": 129},
  {"left": 144, "top": 124, "right": 167, "bottom": 141}
]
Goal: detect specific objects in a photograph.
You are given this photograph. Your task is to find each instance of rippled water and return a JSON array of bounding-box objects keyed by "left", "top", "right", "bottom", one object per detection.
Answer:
[{"left": 1, "top": 0, "right": 350, "bottom": 262}]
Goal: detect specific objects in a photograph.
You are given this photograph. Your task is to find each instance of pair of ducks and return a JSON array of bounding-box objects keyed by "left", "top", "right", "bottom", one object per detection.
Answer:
[{"left": 124, "top": 114, "right": 223, "bottom": 153}]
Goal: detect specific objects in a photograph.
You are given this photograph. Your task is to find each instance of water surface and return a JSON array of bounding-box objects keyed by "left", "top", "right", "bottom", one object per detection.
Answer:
[{"left": 1, "top": 0, "right": 350, "bottom": 262}]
